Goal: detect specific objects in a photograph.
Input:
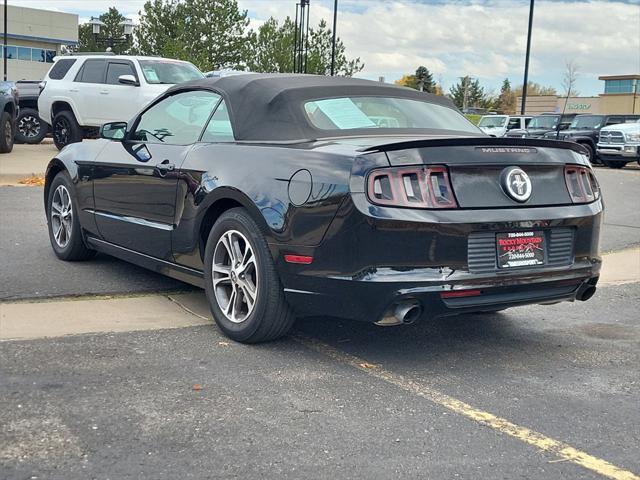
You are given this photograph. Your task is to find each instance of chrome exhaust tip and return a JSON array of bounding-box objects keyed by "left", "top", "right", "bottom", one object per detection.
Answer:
[{"left": 375, "top": 300, "right": 423, "bottom": 326}]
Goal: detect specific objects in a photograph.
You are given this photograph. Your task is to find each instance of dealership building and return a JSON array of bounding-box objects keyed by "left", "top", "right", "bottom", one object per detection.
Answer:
[
  {"left": 1, "top": 5, "right": 78, "bottom": 81},
  {"left": 518, "top": 74, "right": 640, "bottom": 115}
]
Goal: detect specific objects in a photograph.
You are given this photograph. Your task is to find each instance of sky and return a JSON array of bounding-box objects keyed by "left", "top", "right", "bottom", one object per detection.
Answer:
[{"left": 9, "top": 0, "right": 640, "bottom": 96}]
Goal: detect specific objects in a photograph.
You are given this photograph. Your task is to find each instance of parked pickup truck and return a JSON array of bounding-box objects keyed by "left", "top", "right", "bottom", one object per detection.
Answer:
[
  {"left": 505, "top": 113, "right": 576, "bottom": 139},
  {"left": 15, "top": 80, "right": 48, "bottom": 144},
  {"left": 478, "top": 114, "right": 532, "bottom": 137},
  {"left": 543, "top": 114, "right": 640, "bottom": 163},
  {"left": 597, "top": 120, "right": 640, "bottom": 169}
]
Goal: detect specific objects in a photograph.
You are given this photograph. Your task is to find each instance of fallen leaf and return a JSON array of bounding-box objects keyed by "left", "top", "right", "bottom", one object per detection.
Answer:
[
  {"left": 18, "top": 175, "right": 45, "bottom": 186},
  {"left": 358, "top": 362, "right": 376, "bottom": 369},
  {"left": 192, "top": 384, "right": 203, "bottom": 391},
  {"left": 217, "top": 341, "right": 230, "bottom": 346}
]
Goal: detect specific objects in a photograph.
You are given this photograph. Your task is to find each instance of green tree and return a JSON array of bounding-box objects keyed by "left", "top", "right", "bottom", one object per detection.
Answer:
[
  {"left": 245, "top": 17, "right": 295, "bottom": 73},
  {"left": 246, "top": 17, "right": 363, "bottom": 76},
  {"left": 514, "top": 82, "right": 557, "bottom": 97},
  {"left": 395, "top": 66, "right": 435, "bottom": 93},
  {"left": 78, "top": 7, "right": 133, "bottom": 54},
  {"left": 496, "top": 78, "right": 516, "bottom": 114},
  {"left": 449, "top": 76, "right": 486, "bottom": 110},
  {"left": 134, "top": 0, "right": 251, "bottom": 71}
]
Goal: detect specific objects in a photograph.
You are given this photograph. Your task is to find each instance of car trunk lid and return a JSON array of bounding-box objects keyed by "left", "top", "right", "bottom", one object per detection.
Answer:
[{"left": 357, "top": 136, "right": 588, "bottom": 208}]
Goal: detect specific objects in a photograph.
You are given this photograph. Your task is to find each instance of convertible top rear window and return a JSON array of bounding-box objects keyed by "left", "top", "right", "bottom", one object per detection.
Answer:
[{"left": 304, "top": 97, "right": 479, "bottom": 133}]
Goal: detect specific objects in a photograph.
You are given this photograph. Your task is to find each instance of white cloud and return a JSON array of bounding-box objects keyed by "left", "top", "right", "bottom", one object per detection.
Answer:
[{"left": 11, "top": 0, "right": 640, "bottom": 94}]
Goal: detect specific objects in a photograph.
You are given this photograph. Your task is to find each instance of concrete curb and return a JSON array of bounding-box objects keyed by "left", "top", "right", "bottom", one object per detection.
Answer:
[{"left": 1, "top": 249, "right": 637, "bottom": 342}]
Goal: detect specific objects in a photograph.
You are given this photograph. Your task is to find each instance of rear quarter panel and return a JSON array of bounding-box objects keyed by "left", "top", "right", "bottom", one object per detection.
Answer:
[{"left": 171, "top": 142, "right": 355, "bottom": 270}]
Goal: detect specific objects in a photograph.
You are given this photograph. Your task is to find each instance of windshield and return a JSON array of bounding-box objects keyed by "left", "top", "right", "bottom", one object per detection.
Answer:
[
  {"left": 478, "top": 116, "right": 507, "bottom": 128},
  {"left": 138, "top": 60, "right": 203, "bottom": 85},
  {"left": 303, "top": 97, "right": 480, "bottom": 133},
  {"left": 570, "top": 116, "right": 604, "bottom": 129},
  {"left": 528, "top": 116, "right": 558, "bottom": 129}
]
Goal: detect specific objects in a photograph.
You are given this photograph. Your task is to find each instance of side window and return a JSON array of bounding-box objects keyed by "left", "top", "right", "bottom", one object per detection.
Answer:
[
  {"left": 48, "top": 59, "right": 76, "bottom": 80},
  {"left": 201, "top": 100, "right": 234, "bottom": 142},
  {"left": 524, "top": 118, "right": 533, "bottom": 127},
  {"left": 106, "top": 62, "right": 136, "bottom": 85},
  {"left": 506, "top": 118, "right": 520, "bottom": 130},
  {"left": 606, "top": 117, "right": 623, "bottom": 126},
  {"left": 75, "top": 59, "right": 106, "bottom": 84},
  {"left": 131, "top": 90, "right": 220, "bottom": 145}
]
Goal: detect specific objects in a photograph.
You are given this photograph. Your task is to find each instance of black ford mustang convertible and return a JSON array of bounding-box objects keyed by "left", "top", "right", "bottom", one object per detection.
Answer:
[{"left": 44, "top": 74, "right": 602, "bottom": 343}]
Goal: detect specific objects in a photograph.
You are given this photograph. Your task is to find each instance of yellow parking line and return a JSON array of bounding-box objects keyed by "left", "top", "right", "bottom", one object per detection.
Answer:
[{"left": 295, "top": 335, "right": 639, "bottom": 480}]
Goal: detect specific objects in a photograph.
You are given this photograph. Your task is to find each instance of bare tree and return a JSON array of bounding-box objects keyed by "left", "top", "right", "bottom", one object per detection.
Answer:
[{"left": 562, "top": 60, "right": 580, "bottom": 97}]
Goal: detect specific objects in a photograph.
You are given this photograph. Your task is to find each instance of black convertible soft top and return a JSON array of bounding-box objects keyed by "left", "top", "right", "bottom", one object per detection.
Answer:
[{"left": 169, "top": 73, "right": 462, "bottom": 142}]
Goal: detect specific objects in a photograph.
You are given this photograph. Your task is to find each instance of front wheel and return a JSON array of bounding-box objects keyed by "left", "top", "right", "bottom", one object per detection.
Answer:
[
  {"left": 52, "top": 111, "right": 82, "bottom": 150},
  {"left": 203, "top": 208, "right": 295, "bottom": 343},
  {"left": 47, "top": 172, "right": 95, "bottom": 261}
]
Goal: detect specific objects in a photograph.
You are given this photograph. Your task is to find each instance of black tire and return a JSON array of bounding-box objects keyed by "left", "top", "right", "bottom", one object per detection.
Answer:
[
  {"left": 15, "top": 108, "right": 48, "bottom": 144},
  {"left": 580, "top": 143, "right": 596, "bottom": 164},
  {"left": 0, "top": 111, "right": 14, "bottom": 153},
  {"left": 603, "top": 160, "right": 626, "bottom": 169},
  {"left": 52, "top": 110, "right": 82, "bottom": 150},
  {"left": 46, "top": 172, "right": 95, "bottom": 261},
  {"left": 203, "top": 208, "right": 295, "bottom": 343}
]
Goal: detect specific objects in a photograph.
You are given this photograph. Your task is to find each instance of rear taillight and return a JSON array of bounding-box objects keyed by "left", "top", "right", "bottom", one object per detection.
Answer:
[
  {"left": 367, "top": 166, "right": 458, "bottom": 209},
  {"left": 564, "top": 165, "right": 600, "bottom": 204}
]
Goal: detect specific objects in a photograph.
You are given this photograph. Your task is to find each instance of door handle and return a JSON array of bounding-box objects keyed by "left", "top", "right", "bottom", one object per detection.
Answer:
[
  {"left": 156, "top": 160, "right": 175, "bottom": 172},
  {"left": 69, "top": 89, "right": 79, "bottom": 93},
  {"left": 99, "top": 90, "right": 109, "bottom": 95}
]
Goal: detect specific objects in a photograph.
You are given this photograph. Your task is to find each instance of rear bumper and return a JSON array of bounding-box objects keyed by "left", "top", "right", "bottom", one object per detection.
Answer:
[
  {"left": 273, "top": 198, "right": 603, "bottom": 323},
  {"left": 281, "top": 259, "right": 600, "bottom": 322}
]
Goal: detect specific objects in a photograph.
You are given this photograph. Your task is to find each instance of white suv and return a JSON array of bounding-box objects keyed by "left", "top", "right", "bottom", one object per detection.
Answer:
[{"left": 38, "top": 55, "right": 204, "bottom": 149}]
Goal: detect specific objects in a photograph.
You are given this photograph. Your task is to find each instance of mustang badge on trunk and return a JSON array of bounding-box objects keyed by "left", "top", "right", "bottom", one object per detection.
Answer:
[{"left": 501, "top": 167, "right": 532, "bottom": 202}]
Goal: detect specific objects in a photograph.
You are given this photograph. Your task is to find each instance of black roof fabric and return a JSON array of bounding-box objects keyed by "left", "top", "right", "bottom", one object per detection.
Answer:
[{"left": 169, "top": 73, "right": 459, "bottom": 142}]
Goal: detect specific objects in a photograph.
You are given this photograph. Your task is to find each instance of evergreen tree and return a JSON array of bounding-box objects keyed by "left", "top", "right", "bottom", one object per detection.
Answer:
[
  {"left": 134, "top": 0, "right": 251, "bottom": 71},
  {"left": 395, "top": 66, "right": 435, "bottom": 93},
  {"left": 449, "top": 76, "right": 485, "bottom": 110},
  {"left": 496, "top": 78, "right": 516, "bottom": 114},
  {"left": 246, "top": 18, "right": 363, "bottom": 76}
]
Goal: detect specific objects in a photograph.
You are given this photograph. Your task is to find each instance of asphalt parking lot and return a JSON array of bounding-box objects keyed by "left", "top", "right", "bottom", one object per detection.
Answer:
[{"left": 1, "top": 166, "right": 639, "bottom": 479}]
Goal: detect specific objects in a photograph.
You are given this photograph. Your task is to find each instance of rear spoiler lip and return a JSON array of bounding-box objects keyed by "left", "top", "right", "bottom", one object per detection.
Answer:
[{"left": 358, "top": 136, "right": 589, "bottom": 155}]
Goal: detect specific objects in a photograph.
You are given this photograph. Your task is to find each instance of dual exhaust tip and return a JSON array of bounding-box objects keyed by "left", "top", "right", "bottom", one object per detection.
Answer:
[
  {"left": 375, "top": 300, "right": 423, "bottom": 327},
  {"left": 375, "top": 282, "right": 596, "bottom": 327}
]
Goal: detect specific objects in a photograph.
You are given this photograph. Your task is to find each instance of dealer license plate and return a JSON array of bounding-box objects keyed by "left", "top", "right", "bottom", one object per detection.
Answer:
[{"left": 496, "top": 231, "right": 546, "bottom": 269}]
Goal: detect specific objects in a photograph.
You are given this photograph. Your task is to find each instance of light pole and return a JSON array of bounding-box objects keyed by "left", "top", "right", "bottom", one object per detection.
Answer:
[
  {"left": 87, "top": 17, "right": 135, "bottom": 52},
  {"left": 521, "top": 0, "right": 534, "bottom": 114},
  {"left": 3, "top": 0, "right": 7, "bottom": 81},
  {"left": 330, "top": 0, "right": 338, "bottom": 76}
]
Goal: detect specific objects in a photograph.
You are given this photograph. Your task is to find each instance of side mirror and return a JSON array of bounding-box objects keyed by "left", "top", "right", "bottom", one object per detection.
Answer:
[
  {"left": 118, "top": 74, "right": 139, "bottom": 86},
  {"left": 100, "top": 122, "right": 127, "bottom": 140}
]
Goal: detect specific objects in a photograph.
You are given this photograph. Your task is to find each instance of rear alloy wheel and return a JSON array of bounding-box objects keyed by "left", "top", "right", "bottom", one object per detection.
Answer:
[
  {"left": 204, "top": 208, "right": 295, "bottom": 343},
  {"left": 0, "top": 111, "right": 14, "bottom": 153},
  {"left": 52, "top": 110, "right": 82, "bottom": 150},
  {"left": 47, "top": 172, "right": 95, "bottom": 261},
  {"left": 15, "top": 108, "right": 48, "bottom": 144}
]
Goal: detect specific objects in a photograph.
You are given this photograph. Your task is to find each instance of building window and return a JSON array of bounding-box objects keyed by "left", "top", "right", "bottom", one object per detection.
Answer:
[
  {"left": 32, "top": 48, "right": 45, "bottom": 62},
  {"left": 0, "top": 45, "right": 56, "bottom": 63},
  {"left": 604, "top": 79, "right": 636, "bottom": 94},
  {"left": 17, "top": 47, "right": 31, "bottom": 61},
  {"left": 5, "top": 46, "right": 17, "bottom": 59}
]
